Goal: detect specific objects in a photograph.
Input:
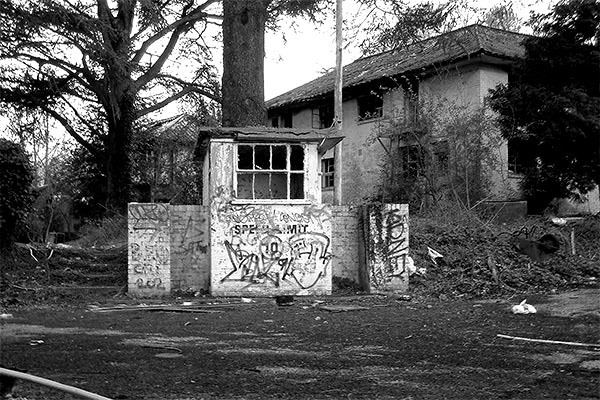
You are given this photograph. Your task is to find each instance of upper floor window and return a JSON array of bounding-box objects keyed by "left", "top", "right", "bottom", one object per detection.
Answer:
[
  {"left": 282, "top": 112, "right": 293, "bottom": 128},
  {"left": 236, "top": 144, "right": 304, "bottom": 200},
  {"left": 271, "top": 117, "right": 279, "bottom": 128},
  {"left": 312, "top": 104, "right": 335, "bottom": 128},
  {"left": 357, "top": 92, "right": 383, "bottom": 121},
  {"left": 321, "top": 158, "right": 334, "bottom": 188}
]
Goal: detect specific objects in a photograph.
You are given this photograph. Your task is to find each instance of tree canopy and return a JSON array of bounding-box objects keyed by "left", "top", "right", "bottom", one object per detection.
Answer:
[{"left": 488, "top": 0, "right": 600, "bottom": 210}]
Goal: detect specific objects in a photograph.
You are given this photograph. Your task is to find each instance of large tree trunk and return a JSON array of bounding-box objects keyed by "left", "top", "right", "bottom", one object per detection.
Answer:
[
  {"left": 105, "top": 94, "right": 134, "bottom": 212},
  {"left": 222, "top": 0, "right": 269, "bottom": 127}
]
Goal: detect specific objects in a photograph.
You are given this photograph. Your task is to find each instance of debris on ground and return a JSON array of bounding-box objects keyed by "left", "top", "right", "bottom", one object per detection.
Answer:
[
  {"left": 319, "top": 305, "right": 370, "bottom": 312},
  {"left": 497, "top": 334, "right": 600, "bottom": 348},
  {"left": 511, "top": 299, "right": 537, "bottom": 314}
]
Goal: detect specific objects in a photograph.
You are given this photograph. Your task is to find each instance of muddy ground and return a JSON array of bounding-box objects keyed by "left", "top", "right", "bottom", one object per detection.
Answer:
[{"left": 0, "top": 289, "right": 599, "bottom": 400}]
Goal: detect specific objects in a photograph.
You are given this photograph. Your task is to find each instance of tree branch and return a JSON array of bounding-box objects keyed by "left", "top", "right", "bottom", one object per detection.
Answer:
[{"left": 40, "top": 106, "right": 101, "bottom": 157}]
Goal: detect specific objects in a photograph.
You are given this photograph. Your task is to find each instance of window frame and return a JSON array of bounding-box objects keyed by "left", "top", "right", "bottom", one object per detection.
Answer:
[
  {"left": 234, "top": 143, "right": 307, "bottom": 202},
  {"left": 357, "top": 92, "right": 383, "bottom": 122},
  {"left": 321, "top": 158, "right": 334, "bottom": 189}
]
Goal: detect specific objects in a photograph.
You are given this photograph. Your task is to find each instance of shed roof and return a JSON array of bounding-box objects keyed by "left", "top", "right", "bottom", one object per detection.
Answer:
[{"left": 266, "top": 24, "right": 528, "bottom": 110}]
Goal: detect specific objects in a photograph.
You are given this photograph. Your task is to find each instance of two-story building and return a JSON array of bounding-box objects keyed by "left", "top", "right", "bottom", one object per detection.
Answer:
[{"left": 267, "top": 24, "right": 528, "bottom": 207}]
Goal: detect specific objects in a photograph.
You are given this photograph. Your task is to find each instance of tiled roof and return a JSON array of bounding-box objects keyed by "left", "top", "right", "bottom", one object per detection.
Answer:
[{"left": 266, "top": 24, "right": 528, "bottom": 110}]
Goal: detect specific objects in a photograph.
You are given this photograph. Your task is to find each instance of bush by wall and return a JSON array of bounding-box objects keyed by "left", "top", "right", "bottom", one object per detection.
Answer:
[{"left": 0, "top": 139, "right": 35, "bottom": 248}]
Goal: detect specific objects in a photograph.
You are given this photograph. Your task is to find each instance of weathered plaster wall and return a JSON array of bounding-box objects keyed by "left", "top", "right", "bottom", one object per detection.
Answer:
[
  {"left": 331, "top": 205, "right": 361, "bottom": 282},
  {"left": 170, "top": 205, "right": 210, "bottom": 292},
  {"left": 128, "top": 204, "right": 210, "bottom": 296},
  {"left": 128, "top": 203, "right": 171, "bottom": 296},
  {"left": 210, "top": 203, "right": 333, "bottom": 296},
  {"left": 366, "top": 204, "right": 409, "bottom": 293}
]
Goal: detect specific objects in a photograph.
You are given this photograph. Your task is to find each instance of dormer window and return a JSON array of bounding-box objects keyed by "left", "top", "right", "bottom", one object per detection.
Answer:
[{"left": 236, "top": 144, "right": 305, "bottom": 200}]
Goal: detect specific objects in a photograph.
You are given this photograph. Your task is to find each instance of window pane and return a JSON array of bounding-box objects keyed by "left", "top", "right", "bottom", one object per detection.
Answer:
[
  {"left": 255, "top": 145, "right": 270, "bottom": 170},
  {"left": 290, "top": 173, "right": 304, "bottom": 199},
  {"left": 237, "top": 173, "right": 253, "bottom": 199},
  {"left": 238, "top": 145, "right": 253, "bottom": 169},
  {"left": 270, "top": 173, "right": 287, "bottom": 199},
  {"left": 290, "top": 145, "right": 304, "bottom": 170},
  {"left": 272, "top": 145, "right": 287, "bottom": 170},
  {"left": 254, "top": 173, "right": 270, "bottom": 199}
]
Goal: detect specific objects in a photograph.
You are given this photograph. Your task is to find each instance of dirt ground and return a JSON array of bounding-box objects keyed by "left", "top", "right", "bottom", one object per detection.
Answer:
[{"left": 0, "top": 289, "right": 599, "bottom": 400}]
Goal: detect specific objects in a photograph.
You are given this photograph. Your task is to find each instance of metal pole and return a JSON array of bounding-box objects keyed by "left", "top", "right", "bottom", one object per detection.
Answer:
[
  {"left": 0, "top": 367, "right": 113, "bottom": 400},
  {"left": 333, "top": 0, "right": 343, "bottom": 205}
]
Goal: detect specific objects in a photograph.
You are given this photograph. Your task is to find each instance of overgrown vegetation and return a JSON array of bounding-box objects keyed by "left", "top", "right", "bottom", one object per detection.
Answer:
[
  {"left": 408, "top": 203, "right": 599, "bottom": 299},
  {"left": 371, "top": 100, "right": 503, "bottom": 211},
  {"left": 0, "top": 139, "right": 35, "bottom": 248}
]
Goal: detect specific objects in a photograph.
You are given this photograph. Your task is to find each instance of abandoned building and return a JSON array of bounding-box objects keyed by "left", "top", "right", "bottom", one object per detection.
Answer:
[{"left": 266, "top": 24, "right": 600, "bottom": 214}]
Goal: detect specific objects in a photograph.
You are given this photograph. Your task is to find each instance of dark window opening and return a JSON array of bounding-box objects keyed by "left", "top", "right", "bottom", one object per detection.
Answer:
[
  {"left": 321, "top": 158, "right": 334, "bottom": 188},
  {"left": 319, "top": 104, "right": 334, "bottom": 128},
  {"left": 271, "top": 117, "right": 279, "bottom": 128},
  {"left": 507, "top": 138, "right": 526, "bottom": 174},
  {"left": 357, "top": 92, "right": 383, "bottom": 121},
  {"left": 282, "top": 112, "right": 293, "bottom": 128}
]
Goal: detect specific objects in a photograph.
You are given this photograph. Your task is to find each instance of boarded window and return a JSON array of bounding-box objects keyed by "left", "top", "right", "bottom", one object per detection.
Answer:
[{"left": 236, "top": 144, "right": 305, "bottom": 200}]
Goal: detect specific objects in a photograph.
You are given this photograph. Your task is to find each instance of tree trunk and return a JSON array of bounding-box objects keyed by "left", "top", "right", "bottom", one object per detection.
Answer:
[
  {"left": 105, "top": 94, "right": 135, "bottom": 212},
  {"left": 222, "top": 0, "right": 268, "bottom": 127}
]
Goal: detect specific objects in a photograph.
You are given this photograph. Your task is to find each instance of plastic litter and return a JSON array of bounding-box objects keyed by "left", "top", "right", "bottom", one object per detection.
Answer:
[
  {"left": 427, "top": 247, "right": 443, "bottom": 265},
  {"left": 511, "top": 299, "right": 537, "bottom": 314}
]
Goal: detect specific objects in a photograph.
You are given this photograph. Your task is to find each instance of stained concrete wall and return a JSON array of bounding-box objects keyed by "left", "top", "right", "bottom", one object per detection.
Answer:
[
  {"left": 210, "top": 203, "right": 333, "bottom": 296},
  {"left": 331, "top": 205, "right": 362, "bottom": 282},
  {"left": 128, "top": 203, "right": 210, "bottom": 297},
  {"left": 170, "top": 205, "right": 210, "bottom": 292},
  {"left": 366, "top": 204, "right": 410, "bottom": 293},
  {"left": 128, "top": 203, "right": 171, "bottom": 296}
]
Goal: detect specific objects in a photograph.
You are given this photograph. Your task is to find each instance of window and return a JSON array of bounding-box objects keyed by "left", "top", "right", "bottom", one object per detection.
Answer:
[
  {"left": 357, "top": 92, "right": 383, "bottom": 121},
  {"left": 312, "top": 105, "right": 335, "bottom": 129},
  {"left": 236, "top": 144, "right": 305, "bottom": 200},
  {"left": 271, "top": 117, "right": 279, "bottom": 128},
  {"left": 433, "top": 141, "right": 449, "bottom": 175},
  {"left": 399, "top": 145, "right": 423, "bottom": 179},
  {"left": 282, "top": 112, "right": 293, "bottom": 128},
  {"left": 507, "top": 138, "right": 526, "bottom": 174},
  {"left": 321, "top": 158, "right": 334, "bottom": 188}
]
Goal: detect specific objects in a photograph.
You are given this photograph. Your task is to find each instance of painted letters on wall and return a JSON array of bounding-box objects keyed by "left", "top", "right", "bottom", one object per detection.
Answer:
[
  {"left": 211, "top": 203, "right": 333, "bottom": 296},
  {"left": 128, "top": 203, "right": 170, "bottom": 295},
  {"left": 367, "top": 204, "right": 410, "bottom": 292}
]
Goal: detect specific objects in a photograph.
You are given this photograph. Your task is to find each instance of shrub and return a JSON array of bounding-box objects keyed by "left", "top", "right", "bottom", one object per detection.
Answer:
[{"left": 0, "top": 139, "right": 35, "bottom": 248}]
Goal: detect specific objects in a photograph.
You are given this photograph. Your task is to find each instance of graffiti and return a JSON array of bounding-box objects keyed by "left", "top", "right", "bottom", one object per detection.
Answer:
[
  {"left": 221, "top": 232, "right": 331, "bottom": 289},
  {"left": 368, "top": 205, "right": 409, "bottom": 291},
  {"left": 170, "top": 207, "right": 208, "bottom": 269},
  {"left": 136, "top": 277, "right": 166, "bottom": 290},
  {"left": 128, "top": 203, "right": 171, "bottom": 294}
]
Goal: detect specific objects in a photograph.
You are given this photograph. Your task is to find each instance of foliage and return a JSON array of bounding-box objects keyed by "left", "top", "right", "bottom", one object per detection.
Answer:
[
  {"left": 0, "top": 0, "right": 222, "bottom": 210},
  {"left": 371, "top": 100, "right": 501, "bottom": 211},
  {"left": 353, "top": 0, "right": 523, "bottom": 55},
  {"left": 0, "top": 139, "right": 35, "bottom": 248},
  {"left": 488, "top": 0, "right": 600, "bottom": 211}
]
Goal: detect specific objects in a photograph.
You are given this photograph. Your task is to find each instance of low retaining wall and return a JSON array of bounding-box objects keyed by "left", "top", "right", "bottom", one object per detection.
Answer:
[{"left": 128, "top": 202, "right": 409, "bottom": 297}]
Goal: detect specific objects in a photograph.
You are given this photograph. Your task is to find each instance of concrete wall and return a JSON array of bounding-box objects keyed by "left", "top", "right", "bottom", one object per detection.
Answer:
[
  {"left": 128, "top": 203, "right": 210, "bottom": 297},
  {"left": 128, "top": 203, "right": 171, "bottom": 296},
  {"left": 366, "top": 204, "right": 410, "bottom": 293},
  {"left": 210, "top": 203, "right": 333, "bottom": 296},
  {"left": 331, "top": 205, "right": 362, "bottom": 282},
  {"left": 170, "top": 205, "right": 210, "bottom": 292}
]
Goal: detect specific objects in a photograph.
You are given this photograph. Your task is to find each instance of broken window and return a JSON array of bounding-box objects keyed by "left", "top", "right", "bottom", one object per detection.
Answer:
[
  {"left": 236, "top": 144, "right": 305, "bottom": 200},
  {"left": 399, "top": 145, "right": 423, "bottom": 179},
  {"left": 357, "top": 92, "right": 383, "bottom": 121},
  {"left": 282, "top": 112, "right": 293, "bottom": 128},
  {"left": 321, "top": 158, "right": 334, "bottom": 188},
  {"left": 312, "top": 104, "right": 334, "bottom": 128}
]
